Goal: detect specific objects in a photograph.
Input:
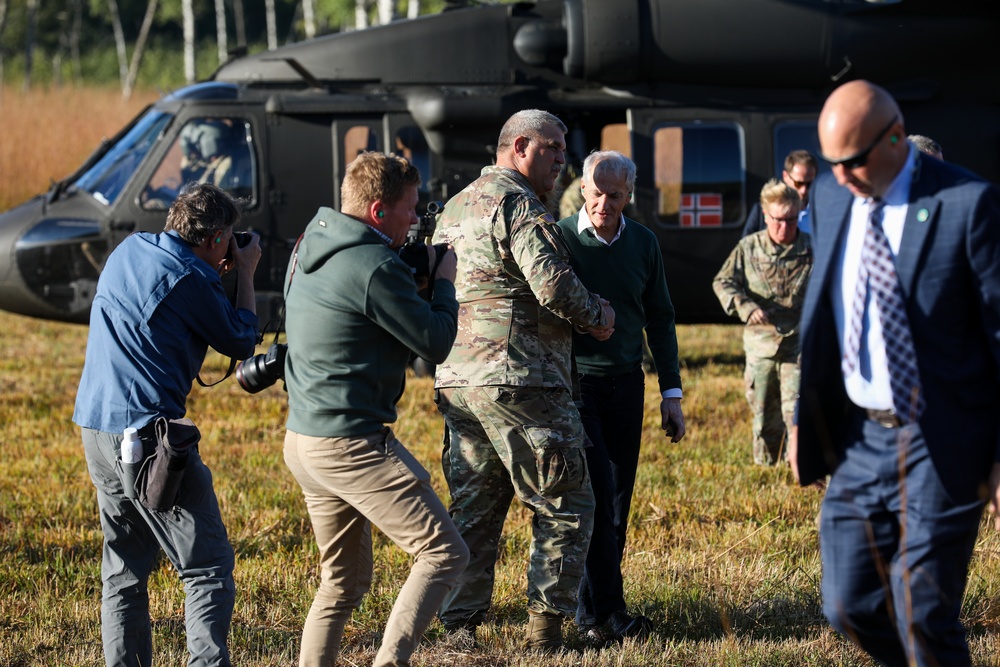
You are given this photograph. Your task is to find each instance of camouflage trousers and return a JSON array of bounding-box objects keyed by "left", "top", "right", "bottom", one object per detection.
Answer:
[
  {"left": 744, "top": 352, "right": 800, "bottom": 466},
  {"left": 435, "top": 385, "right": 595, "bottom": 624}
]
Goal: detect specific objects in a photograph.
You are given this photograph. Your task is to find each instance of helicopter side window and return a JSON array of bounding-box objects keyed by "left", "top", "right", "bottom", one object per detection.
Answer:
[
  {"left": 394, "top": 126, "right": 430, "bottom": 191},
  {"left": 343, "top": 125, "right": 380, "bottom": 165},
  {"left": 141, "top": 117, "right": 256, "bottom": 210},
  {"left": 774, "top": 120, "right": 827, "bottom": 179},
  {"left": 651, "top": 123, "right": 744, "bottom": 228}
]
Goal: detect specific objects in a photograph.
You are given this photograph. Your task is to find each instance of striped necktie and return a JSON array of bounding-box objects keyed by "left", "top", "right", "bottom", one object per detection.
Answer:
[{"left": 842, "top": 199, "right": 924, "bottom": 421}]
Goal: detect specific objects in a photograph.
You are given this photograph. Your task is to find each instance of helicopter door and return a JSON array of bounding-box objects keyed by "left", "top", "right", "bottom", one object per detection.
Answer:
[{"left": 628, "top": 108, "right": 750, "bottom": 323}]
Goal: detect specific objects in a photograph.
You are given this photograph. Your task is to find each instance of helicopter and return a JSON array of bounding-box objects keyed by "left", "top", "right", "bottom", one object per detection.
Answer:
[{"left": 1, "top": 0, "right": 997, "bottom": 327}]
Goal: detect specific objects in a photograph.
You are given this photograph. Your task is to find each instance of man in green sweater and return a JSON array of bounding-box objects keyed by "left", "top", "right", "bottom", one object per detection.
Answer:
[
  {"left": 557, "top": 150, "right": 686, "bottom": 644},
  {"left": 282, "top": 151, "right": 469, "bottom": 667}
]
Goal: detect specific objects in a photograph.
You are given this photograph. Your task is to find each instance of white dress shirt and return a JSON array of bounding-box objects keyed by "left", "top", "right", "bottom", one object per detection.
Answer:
[{"left": 830, "top": 146, "right": 917, "bottom": 410}]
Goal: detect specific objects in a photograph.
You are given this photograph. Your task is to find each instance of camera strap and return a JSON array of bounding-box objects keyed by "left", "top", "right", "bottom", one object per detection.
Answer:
[
  {"left": 195, "top": 233, "right": 304, "bottom": 388},
  {"left": 427, "top": 248, "right": 448, "bottom": 301}
]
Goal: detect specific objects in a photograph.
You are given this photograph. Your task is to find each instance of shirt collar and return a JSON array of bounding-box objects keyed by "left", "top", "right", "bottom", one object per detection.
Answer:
[
  {"left": 877, "top": 144, "right": 916, "bottom": 207},
  {"left": 577, "top": 206, "right": 626, "bottom": 246},
  {"left": 365, "top": 223, "right": 394, "bottom": 246}
]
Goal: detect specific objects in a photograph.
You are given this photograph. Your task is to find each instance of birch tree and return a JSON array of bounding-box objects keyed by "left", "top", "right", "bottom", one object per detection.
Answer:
[
  {"left": 265, "top": 0, "right": 277, "bottom": 49},
  {"left": 106, "top": 0, "right": 129, "bottom": 89},
  {"left": 355, "top": 0, "right": 369, "bottom": 29},
  {"left": 0, "top": 0, "right": 8, "bottom": 88},
  {"left": 183, "top": 0, "right": 195, "bottom": 83},
  {"left": 215, "top": 0, "right": 227, "bottom": 63},
  {"left": 302, "top": 0, "right": 315, "bottom": 40},
  {"left": 377, "top": 0, "right": 393, "bottom": 25},
  {"left": 124, "top": 0, "right": 159, "bottom": 99},
  {"left": 23, "top": 0, "right": 39, "bottom": 90}
]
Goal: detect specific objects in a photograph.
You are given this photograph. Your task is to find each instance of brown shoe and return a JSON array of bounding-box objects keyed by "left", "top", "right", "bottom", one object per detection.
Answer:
[{"left": 526, "top": 610, "right": 563, "bottom": 651}]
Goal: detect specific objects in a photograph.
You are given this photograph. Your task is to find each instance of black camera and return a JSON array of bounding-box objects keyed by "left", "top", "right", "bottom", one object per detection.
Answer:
[
  {"left": 397, "top": 201, "right": 447, "bottom": 300},
  {"left": 225, "top": 231, "right": 255, "bottom": 261},
  {"left": 397, "top": 241, "right": 450, "bottom": 301},
  {"left": 235, "top": 342, "right": 287, "bottom": 393}
]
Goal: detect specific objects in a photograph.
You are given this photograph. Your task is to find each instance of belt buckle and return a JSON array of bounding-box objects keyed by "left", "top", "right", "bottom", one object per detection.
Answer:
[{"left": 866, "top": 408, "right": 901, "bottom": 428}]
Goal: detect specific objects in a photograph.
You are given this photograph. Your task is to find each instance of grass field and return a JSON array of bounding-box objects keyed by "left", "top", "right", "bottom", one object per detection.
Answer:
[
  {"left": 2, "top": 310, "right": 999, "bottom": 666},
  {"left": 0, "top": 86, "right": 998, "bottom": 666}
]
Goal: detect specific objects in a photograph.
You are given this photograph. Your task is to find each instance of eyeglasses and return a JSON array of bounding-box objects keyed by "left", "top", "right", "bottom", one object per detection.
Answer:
[
  {"left": 766, "top": 212, "right": 798, "bottom": 225},
  {"left": 787, "top": 177, "right": 814, "bottom": 190},
  {"left": 821, "top": 116, "right": 898, "bottom": 170}
]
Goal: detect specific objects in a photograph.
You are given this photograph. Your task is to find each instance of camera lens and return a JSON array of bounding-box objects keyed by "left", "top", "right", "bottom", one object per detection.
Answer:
[{"left": 235, "top": 343, "right": 286, "bottom": 393}]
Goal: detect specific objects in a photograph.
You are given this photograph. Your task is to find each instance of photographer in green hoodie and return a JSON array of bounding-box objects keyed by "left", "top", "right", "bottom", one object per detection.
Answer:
[{"left": 282, "top": 151, "right": 467, "bottom": 667}]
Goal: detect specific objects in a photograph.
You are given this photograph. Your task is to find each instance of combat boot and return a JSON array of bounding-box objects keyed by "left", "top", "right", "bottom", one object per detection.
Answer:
[{"left": 526, "top": 610, "right": 563, "bottom": 652}]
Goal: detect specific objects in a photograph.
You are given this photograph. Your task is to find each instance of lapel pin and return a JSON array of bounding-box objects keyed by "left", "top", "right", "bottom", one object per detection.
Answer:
[{"left": 917, "top": 208, "right": 929, "bottom": 222}]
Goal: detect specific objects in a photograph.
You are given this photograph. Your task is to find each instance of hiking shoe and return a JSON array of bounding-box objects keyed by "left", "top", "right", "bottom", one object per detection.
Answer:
[
  {"left": 586, "top": 611, "right": 653, "bottom": 645},
  {"left": 526, "top": 610, "right": 563, "bottom": 651},
  {"left": 607, "top": 611, "right": 653, "bottom": 641}
]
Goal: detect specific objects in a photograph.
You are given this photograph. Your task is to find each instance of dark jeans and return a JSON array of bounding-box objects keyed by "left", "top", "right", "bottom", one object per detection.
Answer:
[
  {"left": 575, "top": 367, "right": 645, "bottom": 627},
  {"left": 820, "top": 410, "right": 983, "bottom": 667}
]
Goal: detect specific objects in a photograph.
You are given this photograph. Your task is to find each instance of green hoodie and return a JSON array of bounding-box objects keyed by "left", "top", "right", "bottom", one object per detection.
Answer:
[{"left": 284, "top": 207, "right": 458, "bottom": 437}]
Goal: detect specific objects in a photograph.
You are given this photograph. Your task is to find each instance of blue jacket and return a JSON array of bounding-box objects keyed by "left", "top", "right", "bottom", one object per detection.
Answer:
[{"left": 74, "top": 231, "right": 259, "bottom": 432}]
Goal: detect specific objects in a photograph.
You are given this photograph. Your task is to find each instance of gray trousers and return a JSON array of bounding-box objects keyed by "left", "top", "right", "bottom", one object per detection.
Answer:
[{"left": 82, "top": 427, "right": 235, "bottom": 667}]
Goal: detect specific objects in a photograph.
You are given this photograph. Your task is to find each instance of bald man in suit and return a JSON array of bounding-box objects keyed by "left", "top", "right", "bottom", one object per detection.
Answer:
[{"left": 789, "top": 80, "right": 1000, "bottom": 666}]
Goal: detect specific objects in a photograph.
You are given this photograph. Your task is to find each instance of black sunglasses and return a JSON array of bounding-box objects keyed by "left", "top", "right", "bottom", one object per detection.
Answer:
[{"left": 822, "top": 116, "right": 898, "bottom": 170}]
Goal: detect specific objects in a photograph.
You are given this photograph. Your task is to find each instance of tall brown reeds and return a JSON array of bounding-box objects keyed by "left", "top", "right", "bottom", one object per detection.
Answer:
[{"left": 0, "top": 85, "right": 159, "bottom": 211}]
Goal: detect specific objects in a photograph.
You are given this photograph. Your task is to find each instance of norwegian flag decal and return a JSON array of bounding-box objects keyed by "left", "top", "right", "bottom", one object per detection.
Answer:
[{"left": 680, "top": 193, "right": 723, "bottom": 227}]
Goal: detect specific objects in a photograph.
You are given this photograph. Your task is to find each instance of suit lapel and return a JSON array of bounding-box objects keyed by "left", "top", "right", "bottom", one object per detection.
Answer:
[
  {"left": 896, "top": 157, "right": 940, "bottom": 296},
  {"left": 813, "top": 185, "right": 853, "bottom": 290}
]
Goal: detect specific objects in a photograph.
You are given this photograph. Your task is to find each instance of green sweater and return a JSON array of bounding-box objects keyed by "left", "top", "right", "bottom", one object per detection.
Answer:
[
  {"left": 284, "top": 207, "right": 458, "bottom": 437},
  {"left": 557, "top": 214, "right": 682, "bottom": 393}
]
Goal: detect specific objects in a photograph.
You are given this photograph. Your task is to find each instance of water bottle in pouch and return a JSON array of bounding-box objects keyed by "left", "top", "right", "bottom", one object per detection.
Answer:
[{"left": 121, "top": 427, "right": 143, "bottom": 499}]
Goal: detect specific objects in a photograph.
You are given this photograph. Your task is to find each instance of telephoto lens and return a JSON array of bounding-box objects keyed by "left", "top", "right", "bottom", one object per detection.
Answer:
[{"left": 235, "top": 343, "right": 287, "bottom": 393}]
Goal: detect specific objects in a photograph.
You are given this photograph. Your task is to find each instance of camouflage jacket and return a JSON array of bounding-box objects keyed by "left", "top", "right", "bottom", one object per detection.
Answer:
[
  {"left": 433, "top": 166, "right": 607, "bottom": 388},
  {"left": 713, "top": 229, "right": 813, "bottom": 358}
]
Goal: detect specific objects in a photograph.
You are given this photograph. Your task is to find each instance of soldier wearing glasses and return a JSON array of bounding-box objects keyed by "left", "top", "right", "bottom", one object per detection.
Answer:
[{"left": 714, "top": 178, "right": 813, "bottom": 465}]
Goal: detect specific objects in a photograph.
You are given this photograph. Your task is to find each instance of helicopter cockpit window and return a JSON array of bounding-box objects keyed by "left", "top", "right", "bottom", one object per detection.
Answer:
[
  {"left": 74, "top": 110, "right": 172, "bottom": 207},
  {"left": 651, "top": 123, "right": 744, "bottom": 228},
  {"left": 141, "top": 117, "right": 256, "bottom": 210}
]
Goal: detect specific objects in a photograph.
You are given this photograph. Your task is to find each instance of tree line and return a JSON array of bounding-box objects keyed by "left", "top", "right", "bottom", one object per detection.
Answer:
[{"left": 0, "top": 0, "right": 462, "bottom": 96}]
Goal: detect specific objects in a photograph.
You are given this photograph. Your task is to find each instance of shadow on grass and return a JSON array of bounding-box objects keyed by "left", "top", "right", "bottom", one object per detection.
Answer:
[{"left": 679, "top": 352, "right": 746, "bottom": 370}]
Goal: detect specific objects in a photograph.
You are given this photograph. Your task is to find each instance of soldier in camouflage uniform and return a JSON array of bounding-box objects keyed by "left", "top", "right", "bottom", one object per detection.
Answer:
[
  {"left": 432, "top": 109, "right": 615, "bottom": 650},
  {"left": 713, "top": 179, "right": 813, "bottom": 465}
]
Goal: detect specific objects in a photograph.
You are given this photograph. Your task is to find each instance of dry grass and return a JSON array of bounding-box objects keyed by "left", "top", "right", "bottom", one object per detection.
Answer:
[
  {"left": 3, "top": 312, "right": 999, "bottom": 665},
  {"left": 1, "top": 87, "right": 998, "bottom": 666}
]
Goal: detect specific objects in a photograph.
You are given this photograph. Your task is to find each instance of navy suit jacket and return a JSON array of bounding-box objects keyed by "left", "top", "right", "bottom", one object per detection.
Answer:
[{"left": 797, "top": 153, "right": 1000, "bottom": 501}]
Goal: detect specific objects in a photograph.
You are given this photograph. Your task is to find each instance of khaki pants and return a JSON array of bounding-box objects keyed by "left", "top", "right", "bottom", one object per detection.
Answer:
[{"left": 284, "top": 428, "right": 469, "bottom": 667}]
